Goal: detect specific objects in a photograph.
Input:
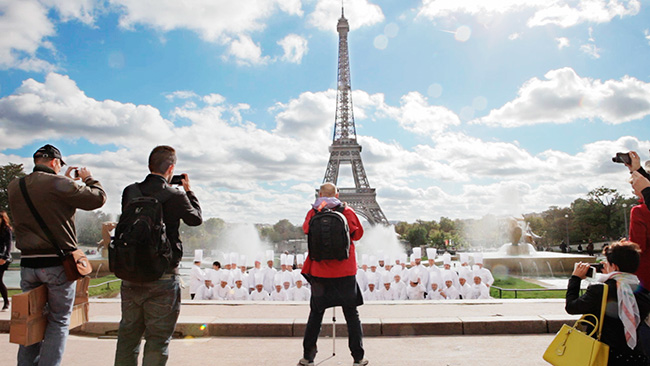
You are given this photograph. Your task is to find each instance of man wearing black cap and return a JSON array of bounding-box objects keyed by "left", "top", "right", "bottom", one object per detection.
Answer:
[{"left": 8, "top": 144, "right": 106, "bottom": 366}]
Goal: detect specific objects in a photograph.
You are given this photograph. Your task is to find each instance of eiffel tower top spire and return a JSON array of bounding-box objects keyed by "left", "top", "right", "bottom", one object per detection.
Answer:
[{"left": 333, "top": 3, "right": 356, "bottom": 145}]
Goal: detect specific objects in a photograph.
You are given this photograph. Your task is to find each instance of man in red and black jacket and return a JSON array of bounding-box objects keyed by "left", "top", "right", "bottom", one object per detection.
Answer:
[{"left": 297, "top": 183, "right": 368, "bottom": 366}]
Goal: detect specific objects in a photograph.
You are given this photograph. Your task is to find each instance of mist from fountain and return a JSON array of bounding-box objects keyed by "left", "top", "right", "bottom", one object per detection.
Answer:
[
  {"left": 202, "top": 223, "right": 273, "bottom": 264},
  {"left": 355, "top": 225, "right": 406, "bottom": 259}
]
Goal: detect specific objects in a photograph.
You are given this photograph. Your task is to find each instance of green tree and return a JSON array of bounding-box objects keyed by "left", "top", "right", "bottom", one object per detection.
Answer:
[
  {"left": 76, "top": 210, "right": 113, "bottom": 246},
  {"left": 0, "top": 163, "right": 26, "bottom": 217},
  {"left": 405, "top": 226, "right": 428, "bottom": 247}
]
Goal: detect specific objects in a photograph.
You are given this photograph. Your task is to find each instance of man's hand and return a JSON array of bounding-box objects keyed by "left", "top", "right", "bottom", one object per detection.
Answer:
[
  {"left": 0, "top": 259, "right": 6, "bottom": 266},
  {"left": 626, "top": 151, "right": 642, "bottom": 172},
  {"left": 572, "top": 262, "right": 590, "bottom": 279},
  {"left": 631, "top": 171, "right": 650, "bottom": 193},
  {"left": 181, "top": 174, "right": 191, "bottom": 192},
  {"left": 65, "top": 166, "right": 80, "bottom": 180}
]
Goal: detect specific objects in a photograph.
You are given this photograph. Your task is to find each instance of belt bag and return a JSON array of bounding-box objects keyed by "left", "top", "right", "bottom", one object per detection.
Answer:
[
  {"left": 19, "top": 177, "right": 92, "bottom": 281},
  {"left": 543, "top": 284, "right": 609, "bottom": 366},
  {"left": 61, "top": 249, "right": 92, "bottom": 281}
]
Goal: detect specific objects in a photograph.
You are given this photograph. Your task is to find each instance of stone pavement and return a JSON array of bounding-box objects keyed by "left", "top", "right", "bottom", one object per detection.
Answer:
[
  {"left": 0, "top": 298, "right": 577, "bottom": 337},
  {"left": 0, "top": 333, "right": 556, "bottom": 365}
]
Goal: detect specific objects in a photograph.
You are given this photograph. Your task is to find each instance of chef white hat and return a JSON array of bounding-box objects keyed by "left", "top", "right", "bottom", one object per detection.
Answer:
[
  {"left": 230, "top": 252, "right": 238, "bottom": 265},
  {"left": 442, "top": 272, "right": 453, "bottom": 283},
  {"left": 280, "top": 253, "right": 288, "bottom": 266},
  {"left": 296, "top": 254, "right": 304, "bottom": 265},
  {"left": 384, "top": 254, "right": 392, "bottom": 265},
  {"left": 232, "top": 270, "right": 242, "bottom": 282},
  {"left": 366, "top": 272, "right": 377, "bottom": 285},
  {"left": 409, "top": 269, "right": 420, "bottom": 283},
  {"left": 239, "top": 255, "right": 247, "bottom": 267},
  {"left": 399, "top": 253, "right": 407, "bottom": 264},
  {"left": 442, "top": 253, "right": 452, "bottom": 266},
  {"left": 361, "top": 254, "right": 369, "bottom": 266},
  {"left": 409, "top": 254, "right": 416, "bottom": 264},
  {"left": 474, "top": 254, "right": 484, "bottom": 265},
  {"left": 391, "top": 266, "right": 402, "bottom": 277},
  {"left": 254, "top": 254, "right": 262, "bottom": 264},
  {"left": 265, "top": 250, "right": 274, "bottom": 262},
  {"left": 194, "top": 250, "right": 203, "bottom": 262},
  {"left": 293, "top": 271, "right": 304, "bottom": 283},
  {"left": 458, "top": 266, "right": 472, "bottom": 282},
  {"left": 382, "top": 272, "right": 392, "bottom": 284},
  {"left": 429, "top": 271, "right": 442, "bottom": 286},
  {"left": 369, "top": 255, "right": 378, "bottom": 267},
  {"left": 220, "top": 271, "right": 230, "bottom": 283},
  {"left": 413, "top": 247, "right": 422, "bottom": 259},
  {"left": 426, "top": 248, "right": 436, "bottom": 260},
  {"left": 287, "top": 254, "right": 295, "bottom": 267},
  {"left": 254, "top": 273, "right": 264, "bottom": 286},
  {"left": 282, "top": 271, "right": 293, "bottom": 284},
  {"left": 459, "top": 253, "right": 469, "bottom": 264}
]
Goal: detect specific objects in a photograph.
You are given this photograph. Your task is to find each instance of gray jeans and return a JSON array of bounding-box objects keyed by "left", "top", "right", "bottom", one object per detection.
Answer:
[
  {"left": 17, "top": 265, "right": 76, "bottom": 366},
  {"left": 114, "top": 276, "right": 181, "bottom": 366}
]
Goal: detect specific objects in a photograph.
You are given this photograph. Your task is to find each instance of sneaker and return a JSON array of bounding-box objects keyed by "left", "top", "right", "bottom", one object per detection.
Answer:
[
  {"left": 297, "top": 358, "right": 314, "bottom": 366},
  {"left": 353, "top": 359, "right": 369, "bottom": 366}
]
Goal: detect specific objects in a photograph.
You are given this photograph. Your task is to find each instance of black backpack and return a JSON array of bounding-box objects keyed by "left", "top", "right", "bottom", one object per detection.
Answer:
[
  {"left": 109, "top": 184, "right": 173, "bottom": 282},
  {"left": 307, "top": 205, "right": 350, "bottom": 261}
]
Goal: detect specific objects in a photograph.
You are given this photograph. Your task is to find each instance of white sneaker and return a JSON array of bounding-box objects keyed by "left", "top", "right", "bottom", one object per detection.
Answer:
[
  {"left": 297, "top": 358, "right": 314, "bottom": 366},
  {"left": 353, "top": 359, "right": 369, "bottom": 366}
]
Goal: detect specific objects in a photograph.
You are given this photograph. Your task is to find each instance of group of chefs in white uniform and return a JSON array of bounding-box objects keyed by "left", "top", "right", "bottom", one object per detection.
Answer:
[
  {"left": 359, "top": 248, "right": 494, "bottom": 301},
  {"left": 190, "top": 250, "right": 311, "bottom": 301},
  {"left": 189, "top": 247, "right": 494, "bottom": 302}
]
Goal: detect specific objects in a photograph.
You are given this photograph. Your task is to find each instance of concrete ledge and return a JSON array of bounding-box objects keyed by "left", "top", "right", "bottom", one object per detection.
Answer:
[
  {"left": 293, "top": 318, "right": 381, "bottom": 337},
  {"left": 209, "top": 319, "right": 293, "bottom": 337},
  {"left": 539, "top": 314, "right": 580, "bottom": 333},
  {"left": 461, "top": 316, "right": 547, "bottom": 335},
  {"left": 381, "top": 317, "right": 462, "bottom": 336}
]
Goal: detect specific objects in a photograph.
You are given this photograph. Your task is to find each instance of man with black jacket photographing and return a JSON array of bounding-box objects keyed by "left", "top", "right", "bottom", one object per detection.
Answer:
[{"left": 113, "top": 145, "right": 202, "bottom": 366}]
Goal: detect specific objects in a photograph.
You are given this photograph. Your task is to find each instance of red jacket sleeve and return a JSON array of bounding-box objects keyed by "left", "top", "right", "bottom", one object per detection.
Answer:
[
  {"left": 303, "top": 209, "right": 315, "bottom": 234},
  {"left": 343, "top": 207, "right": 363, "bottom": 242},
  {"left": 630, "top": 205, "right": 648, "bottom": 252}
]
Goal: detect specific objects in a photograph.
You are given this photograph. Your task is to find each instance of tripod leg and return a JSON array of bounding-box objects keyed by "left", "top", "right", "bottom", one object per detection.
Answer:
[{"left": 332, "top": 306, "right": 336, "bottom": 356}]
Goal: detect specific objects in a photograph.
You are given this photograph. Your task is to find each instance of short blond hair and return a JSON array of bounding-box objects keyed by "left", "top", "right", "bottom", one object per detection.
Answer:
[{"left": 319, "top": 182, "right": 337, "bottom": 197}]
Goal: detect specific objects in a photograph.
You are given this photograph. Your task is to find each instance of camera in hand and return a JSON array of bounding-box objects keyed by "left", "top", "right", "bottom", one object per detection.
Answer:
[
  {"left": 73, "top": 169, "right": 79, "bottom": 178},
  {"left": 587, "top": 263, "right": 604, "bottom": 278},
  {"left": 169, "top": 175, "right": 184, "bottom": 185},
  {"left": 612, "top": 152, "right": 631, "bottom": 165}
]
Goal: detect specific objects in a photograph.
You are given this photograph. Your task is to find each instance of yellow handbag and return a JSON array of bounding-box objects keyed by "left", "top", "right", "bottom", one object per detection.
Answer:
[{"left": 543, "top": 284, "right": 609, "bottom": 366}]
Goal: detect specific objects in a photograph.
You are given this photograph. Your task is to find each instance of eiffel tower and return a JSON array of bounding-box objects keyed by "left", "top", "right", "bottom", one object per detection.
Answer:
[{"left": 320, "top": 7, "right": 388, "bottom": 226}]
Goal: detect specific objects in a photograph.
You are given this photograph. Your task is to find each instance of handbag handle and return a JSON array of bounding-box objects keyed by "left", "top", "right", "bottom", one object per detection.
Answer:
[
  {"left": 18, "top": 177, "right": 66, "bottom": 259},
  {"left": 573, "top": 314, "right": 599, "bottom": 337},
  {"left": 597, "top": 283, "right": 609, "bottom": 341}
]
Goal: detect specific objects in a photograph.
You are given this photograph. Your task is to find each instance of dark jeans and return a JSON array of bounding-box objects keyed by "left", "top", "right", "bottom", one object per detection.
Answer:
[
  {"left": 0, "top": 261, "right": 9, "bottom": 306},
  {"left": 114, "top": 276, "right": 180, "bottom": 366},
  {"left": 302, "top": 276, "right": 364, "bottom": 362}
]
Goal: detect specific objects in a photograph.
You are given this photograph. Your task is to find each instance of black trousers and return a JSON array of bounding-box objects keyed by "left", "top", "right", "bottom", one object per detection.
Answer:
[{"left": 302, "top": 276, "right": 364, "bottom": 362}]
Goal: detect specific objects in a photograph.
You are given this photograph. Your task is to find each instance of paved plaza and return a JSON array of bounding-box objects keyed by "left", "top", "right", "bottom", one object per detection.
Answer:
[{"left": 0, "top": 333, "right": 556, "bottom": 365}]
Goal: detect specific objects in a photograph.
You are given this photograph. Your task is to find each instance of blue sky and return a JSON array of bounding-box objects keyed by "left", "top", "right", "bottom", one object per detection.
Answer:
[{"left": 1, "top": 0, "right": 650, "bottom": 224}]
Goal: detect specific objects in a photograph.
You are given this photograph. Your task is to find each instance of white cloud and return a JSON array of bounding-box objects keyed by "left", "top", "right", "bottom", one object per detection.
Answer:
[
  {"left": 473, "top": 67, "right": 650, "bottom": 127},
  {"left": 2, "top": 73, "right": 649, "bottom": 223},
  {"left": 418, "top": 0, "right": 640, "bottom": 29},
  {"left": 165, "top": 90, "right": 199, "bottom": 101},
  {"left": 225, "top": 35, "right": 270, "bottom": 66},
  {"left": 378, "top": 92, "right": 460, "bottom": 136},
  {"left": 277, "top": 34, "right": 309, "bottom": 64},
  {"left": 508, "top": 33, "right": 522, "bottom": 41},
  {"left": 110, "top": 0, "right": 302, "bottom": 66},
  {"left": 309, "top": 0, "right": 385, "bottom": 32},
  {"left": 0, "top": 0, "right": 101, "bottom": 71},
  {"left": 556, "top": 37, "right": 570, "bottom": 49},
  {"left": 644, "top": 29, "right": 650, "bottom": 46},
  {"left": 527, "top": 0, "right": 640, "bottom": 28},
  {"left": 580, "top": 43, "right": 601, "bottom": 58}
]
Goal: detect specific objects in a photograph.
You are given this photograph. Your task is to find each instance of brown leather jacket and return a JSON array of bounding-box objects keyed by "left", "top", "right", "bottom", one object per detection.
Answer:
[{"left": 8, "top": 165, "right": 106, "bottom": 261}]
